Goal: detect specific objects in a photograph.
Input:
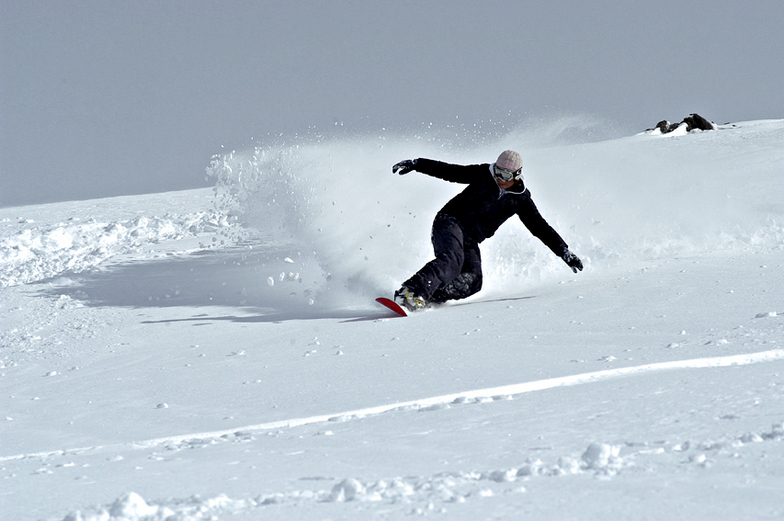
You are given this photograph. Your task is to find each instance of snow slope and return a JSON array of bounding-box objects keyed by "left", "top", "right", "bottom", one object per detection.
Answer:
[{"left": 1, "top": 118, "right": 783, "bottom": 520}]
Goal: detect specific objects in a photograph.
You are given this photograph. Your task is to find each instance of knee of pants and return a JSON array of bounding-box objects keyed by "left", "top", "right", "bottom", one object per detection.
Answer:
[{"left": 436, "top": 250, "right": 464, "bottom": 281}]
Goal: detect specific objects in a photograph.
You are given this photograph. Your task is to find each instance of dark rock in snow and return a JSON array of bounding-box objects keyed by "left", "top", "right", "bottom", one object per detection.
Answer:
[{"left": 649, "top": 113, "right": 718, "bottom": 134}]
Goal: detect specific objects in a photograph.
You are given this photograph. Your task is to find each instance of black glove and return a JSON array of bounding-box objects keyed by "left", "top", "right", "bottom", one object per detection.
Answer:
[
  {"left": 392, "top": 159, "right": 417, "bottom": 175},
  {"left": 561, "top": 249, "right": 584, "bottom": 273}
]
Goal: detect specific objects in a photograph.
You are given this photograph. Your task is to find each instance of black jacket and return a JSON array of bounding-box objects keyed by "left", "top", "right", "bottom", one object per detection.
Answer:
[{"left": 413, "top": 158, "right": 569, "bottom": 256}]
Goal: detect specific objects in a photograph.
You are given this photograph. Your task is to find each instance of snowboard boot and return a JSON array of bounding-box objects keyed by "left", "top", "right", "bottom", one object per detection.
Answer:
[{"left": 394, "top": 286, "right": 428, "bottom": 312}]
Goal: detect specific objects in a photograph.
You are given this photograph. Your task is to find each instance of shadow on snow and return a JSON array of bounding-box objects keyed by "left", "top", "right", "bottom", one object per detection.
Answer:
[{"left": 35, "top": 247, "right": 389, "bottom": 323}]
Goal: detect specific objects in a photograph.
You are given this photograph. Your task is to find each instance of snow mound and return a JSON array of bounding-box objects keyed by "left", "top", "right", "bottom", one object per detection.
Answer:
[
  {"left": 0, "top": 211, "right": 224, "bottom": 287},
  {"left": 62, "top": 491, "right": 242, "bottom": 521}
]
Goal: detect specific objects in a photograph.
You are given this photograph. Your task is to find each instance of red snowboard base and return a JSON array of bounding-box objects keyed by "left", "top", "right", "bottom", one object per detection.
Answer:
[{"left": 375, "top": 297, "right": 407, "bottom": 317}]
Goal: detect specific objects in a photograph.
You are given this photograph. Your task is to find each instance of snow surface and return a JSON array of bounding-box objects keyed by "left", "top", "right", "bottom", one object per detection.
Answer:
[{"left": 2, "top": 118, "right": 784, "bottom": 520}]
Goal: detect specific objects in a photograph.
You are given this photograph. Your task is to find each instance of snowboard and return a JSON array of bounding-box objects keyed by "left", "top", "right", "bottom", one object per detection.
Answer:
[{"left": 375, "top": 297, "right": 407, "bottom": 317}]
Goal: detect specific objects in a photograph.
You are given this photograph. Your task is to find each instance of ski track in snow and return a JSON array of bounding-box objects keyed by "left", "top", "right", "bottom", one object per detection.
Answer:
[
  {"left": 4, "top": 348, "right": 782, "bottom": 464},
  {"left": 9, "top": 350, "right": 784, "bottom": 520},
  {"left": 34, "top": 377, "right": 784, "bottom": 520}
]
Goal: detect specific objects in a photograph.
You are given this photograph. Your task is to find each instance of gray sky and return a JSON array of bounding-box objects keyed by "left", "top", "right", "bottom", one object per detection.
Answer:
[{"left": 2, "top": 0, "right": 782, "bottom": 207}]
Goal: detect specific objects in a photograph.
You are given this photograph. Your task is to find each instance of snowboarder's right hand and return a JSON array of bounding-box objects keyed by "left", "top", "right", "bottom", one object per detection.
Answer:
[
  {"left": 561, "top": 249, "right": 584, "bottom": 273},
  {"left": 393, "top": 159, "right": 417, "bottom": 175}
]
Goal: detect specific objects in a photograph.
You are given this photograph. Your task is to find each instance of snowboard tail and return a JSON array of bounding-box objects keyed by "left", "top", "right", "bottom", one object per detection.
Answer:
[{"left": 375, "top": 297, "right": 407, "bottom": 317}]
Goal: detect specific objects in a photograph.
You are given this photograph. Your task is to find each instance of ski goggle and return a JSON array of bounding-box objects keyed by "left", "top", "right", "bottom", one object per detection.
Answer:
[{"left": 493, "top": 164, "right": 523, "bottom": 181}]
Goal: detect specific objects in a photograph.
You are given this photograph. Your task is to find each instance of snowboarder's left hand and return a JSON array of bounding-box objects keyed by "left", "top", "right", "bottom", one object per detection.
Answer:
[
  {"left": 561, "top": 249, "right": 584, "bottom": 273},
  {"left": 393, "top": 159, "right": 417, "bottom": 175}
]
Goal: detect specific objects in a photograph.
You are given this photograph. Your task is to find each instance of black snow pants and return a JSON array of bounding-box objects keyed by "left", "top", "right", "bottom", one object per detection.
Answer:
[{"left": 403, "top": 213, "right": 483, "bottom": 303}]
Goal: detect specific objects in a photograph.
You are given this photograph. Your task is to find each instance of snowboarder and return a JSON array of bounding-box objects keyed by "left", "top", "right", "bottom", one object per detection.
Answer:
[{"left": 392, "top": 150, "right": 583, "bottom": 311}]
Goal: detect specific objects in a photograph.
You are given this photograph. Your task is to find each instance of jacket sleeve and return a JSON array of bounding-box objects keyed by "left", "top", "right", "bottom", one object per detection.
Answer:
[
  {"left": 517, "top": 195, "right": 569, "bottom": 256},
  {"left": 414, "top": 158, "right": 483, "bottom": 184}
]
